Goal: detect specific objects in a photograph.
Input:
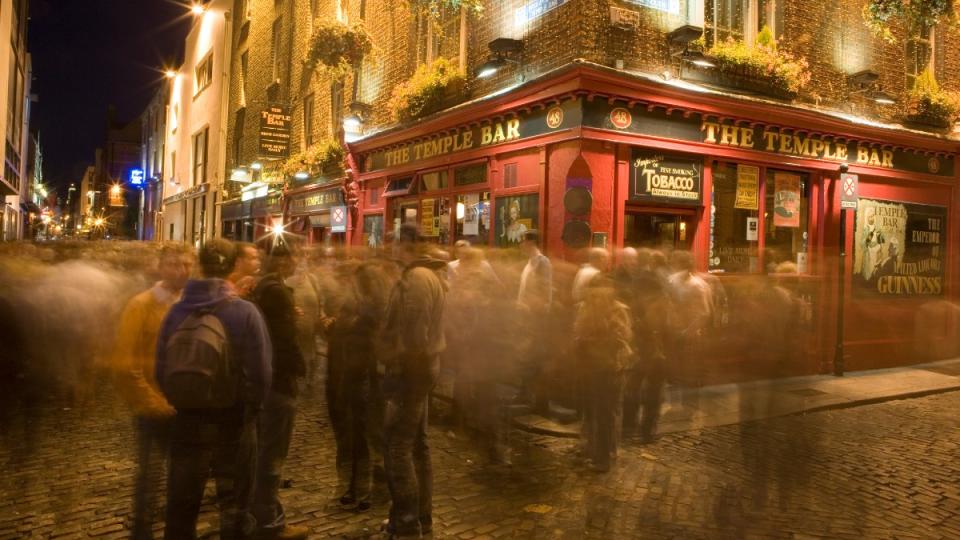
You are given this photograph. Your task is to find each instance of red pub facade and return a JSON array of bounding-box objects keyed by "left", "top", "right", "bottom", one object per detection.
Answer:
[{"left": 345, "top": 62, "right": 960, "bottom": 378}]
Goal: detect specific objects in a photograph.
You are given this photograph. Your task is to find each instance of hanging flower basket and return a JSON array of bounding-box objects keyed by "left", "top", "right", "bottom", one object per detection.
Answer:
[
  {"left": 688, "top": 28, "right": 810, "bottom": 101},
  {"left": 903, "top": 68, "right": 959, "bottom": 129},
  {"left": 303, "top": 19, "right": 373, "bottom": 78},
  {"left": 407, "top": 0, "right": 483, "bottom": 18},
  {"left": 283, "top": 140, "right": 345, "bottom": 179},
  {"left": 388, "top": 57, "right": 466, "bottom": 122}
]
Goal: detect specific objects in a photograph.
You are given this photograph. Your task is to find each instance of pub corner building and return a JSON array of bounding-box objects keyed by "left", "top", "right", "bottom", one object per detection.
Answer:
[{"left": 338, "top": 60, "right": 960, "bottom": 380}]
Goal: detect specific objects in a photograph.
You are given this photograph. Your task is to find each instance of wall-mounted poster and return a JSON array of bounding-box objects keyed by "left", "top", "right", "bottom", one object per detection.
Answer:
[
  {"left": 495, "top": 194, "right": 539, "bottom": 247},
  {"left": 421, "top": 198, "right": 436, "bottom": 237},
  {"left": 773, "top": 172, "right": 801, "bottom": 228},
  {"left": 363, "top": 215, "right": 384, "bottom": 249},
  {"left": 853, "top": 199, "right": 945, "bottom": 296},
  {"left": 734, "top": 164, "right": 759, "bottom": 210}
]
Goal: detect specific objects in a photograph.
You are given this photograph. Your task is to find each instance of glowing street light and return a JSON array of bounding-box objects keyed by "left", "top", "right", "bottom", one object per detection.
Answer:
[
  {"left": 164, "top": 69, "right": 177, "bottom": 79},
  {"left": 190, "top": 3, "right": 205, "bottom": 15}
]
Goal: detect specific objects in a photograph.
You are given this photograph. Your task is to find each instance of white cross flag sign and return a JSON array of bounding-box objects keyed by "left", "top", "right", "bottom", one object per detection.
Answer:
[
  {"left": 841, "top": 173, "right": 859, "bottom": 209},
  {"left": 331, "top": 205, "right": 347, "bottom": 233}
]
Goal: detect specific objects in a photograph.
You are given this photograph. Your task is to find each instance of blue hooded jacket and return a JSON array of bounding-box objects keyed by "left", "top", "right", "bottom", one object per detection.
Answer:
[{"left": 155, "top": 279, "right": 273, "bottom": 407}]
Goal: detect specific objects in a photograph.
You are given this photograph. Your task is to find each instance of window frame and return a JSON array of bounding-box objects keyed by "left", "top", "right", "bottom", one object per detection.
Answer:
[
  {"left": 194, "top": 51, "right": 214, "bottom": 97},
  {"left": 191, "top": 126, "right": 209, "bottom": 187},
  {"left": 303, "top": 93, "right": 315, "bottom": 148},
  {"left": 708, "top": 158, "right": 815, "bottom": 275}
]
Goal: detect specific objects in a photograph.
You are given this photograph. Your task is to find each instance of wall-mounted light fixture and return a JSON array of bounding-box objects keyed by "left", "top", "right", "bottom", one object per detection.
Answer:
[
  {"left": 848, "top": 70, "right": 896, "bottom": 105},
  {"left": 476, "top": 38, "right": 524, "bottom": 79},
  {"left": 666, "top": 25, "right": 712, "bottom": 78}
]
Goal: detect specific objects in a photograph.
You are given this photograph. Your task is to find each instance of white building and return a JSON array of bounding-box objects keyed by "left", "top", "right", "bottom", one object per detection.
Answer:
[
  {"left": 0, "top": 0, "right": 30, "bottom": 241},
  {"left": 161, "top": 0, "right": 234, "bottom": 245}
]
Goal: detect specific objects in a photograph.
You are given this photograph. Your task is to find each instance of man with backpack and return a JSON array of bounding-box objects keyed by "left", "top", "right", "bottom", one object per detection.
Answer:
[
  {"left": 380, "top": 224, "right": 447, "bottom": 539},
  {"left": 250, "top": 244, "right": 308, "bottom": 540},
  {"left": 156, "top": 239, "right": 272, "bottom": 540}
]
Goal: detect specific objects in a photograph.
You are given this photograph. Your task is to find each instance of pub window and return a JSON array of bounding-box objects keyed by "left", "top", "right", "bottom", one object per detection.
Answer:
[
  {"left": 233, "top": 108, "right": 246, "bottom": 167},
  {"left": 705, "top": 0, "right": 748, "bottom": 46},
  {"left": 240, "top": 50, "right": 249, "bottom": 105},
  {"left": 905, "top": 24, "right": 933, "bottom": 89},
  {"left": 369, "top": 185, "right": 380, "bottom": 205},
  {"left": 764, "top": 169, "right": 809, "bottom": 272},
  {"left": 757, "top": 0, "right": 783, "bottom": 39},
  {"left": 192, "top": 127, "right": 209, "bottom": 186},
  {"left": 303, "top": 93, "right": 315, "bottom": 147},
  {"left": 271, "top": 18, "right": 282, "bottom": 83},
  {"left": 503, "top": 162, "right": 518, "bottom": 188},
  {"left": 195, "top": 52, "right": 213, "bottom": 96},
  {"left": 330, "top": 82, "right": 344, "bottom": 137},
  {"left": 709, "top": 162, "right": 759, "bottom": 273},
  {"left": 495, "top": 193, "right": 539, "bottom": 248},
  {"left": 419, "top": 170, "right": 448, "bottom": 192},
  {"left": 426, "top": 5, "right": 460, "bottom": 65},
  {"left": 383, "top": 176, "right": 414, "bottom": 197},
  {"left": 456, "top": 191, "right": 491, "bottom": 245},
  {"left": 454, "top": 163, "right": 487, "bottom": 186}
]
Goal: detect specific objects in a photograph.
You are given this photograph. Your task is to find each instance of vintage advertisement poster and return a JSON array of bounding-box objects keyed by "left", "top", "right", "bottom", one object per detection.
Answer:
[
  {"left": 773, "top": 172, "right": 801, "bottom": 228},
  {"left": 734, "top": 165, "right": 759, "bottom": 210},
  {"left": 853, "top": 199, "right": 945, "bottom": 296},
  {"left": 461, "top": 193, "right": 480, "bottom": 236},
  {"left": 420, "top": 198, "right": 436, "bottom": 236},
  {"left": 495, "top": 194, "right": 539, "bottom": 247}
]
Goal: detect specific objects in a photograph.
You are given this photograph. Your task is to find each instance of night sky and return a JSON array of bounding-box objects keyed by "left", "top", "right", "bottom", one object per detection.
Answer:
[{"left": 29, "top": 0, "right": 193, "bottom": 193}]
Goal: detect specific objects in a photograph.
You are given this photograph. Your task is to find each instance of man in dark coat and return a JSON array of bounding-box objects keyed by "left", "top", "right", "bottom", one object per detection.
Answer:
[{"left": 251, "top": 244, "right": 308, "bottom": 540}]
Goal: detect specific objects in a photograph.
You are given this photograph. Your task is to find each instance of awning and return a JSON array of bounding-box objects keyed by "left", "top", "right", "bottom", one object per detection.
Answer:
[{"left": 382, "top": 177, "right": 414, "bottom": 198}]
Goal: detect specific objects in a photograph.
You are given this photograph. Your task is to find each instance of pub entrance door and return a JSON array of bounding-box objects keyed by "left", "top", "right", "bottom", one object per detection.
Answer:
[{"left": 624, "top": 208, "right": 695, "bottom": 251}]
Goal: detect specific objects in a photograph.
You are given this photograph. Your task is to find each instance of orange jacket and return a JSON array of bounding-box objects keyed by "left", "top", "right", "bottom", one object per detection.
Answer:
[{"left": 111, "top": 285, "right": 178, "bottom": 418}]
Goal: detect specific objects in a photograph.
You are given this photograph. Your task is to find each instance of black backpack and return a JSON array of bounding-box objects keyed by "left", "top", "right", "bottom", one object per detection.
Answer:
[{"left": 161, "top": 302, "right": 239, "bottom": 409}]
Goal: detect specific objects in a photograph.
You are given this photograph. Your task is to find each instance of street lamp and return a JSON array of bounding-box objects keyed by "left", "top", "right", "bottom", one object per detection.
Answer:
[
  {"left": 164, "top": 69, "right": 177, "bottom": 79},
  {"left": 475, "top": 38, "right": 524, "bottom": 79},
  {"left": 190, "top": 3, "right": 205, "bottom": 15}
]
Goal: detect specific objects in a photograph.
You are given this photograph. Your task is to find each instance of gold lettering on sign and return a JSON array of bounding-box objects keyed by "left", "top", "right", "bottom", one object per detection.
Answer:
[{"left": 703, "top": 122, "right": 894, "bottom": 169}]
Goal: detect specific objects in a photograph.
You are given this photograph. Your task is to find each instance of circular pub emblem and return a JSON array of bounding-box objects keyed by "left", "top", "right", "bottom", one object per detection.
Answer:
[
  {"left": 928, "top": 156, "right": 941, "bottom": 174},
  {"left": 546, "top": 106, "right": 564, "bottom": 129},
  {"left": 610, "top": 108, "right": 632, "bottom": 129}
]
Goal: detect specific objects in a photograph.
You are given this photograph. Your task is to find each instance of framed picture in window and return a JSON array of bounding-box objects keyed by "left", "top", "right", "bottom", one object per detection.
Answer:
[{"left": 495, "top": 194, "right": 538, "bottom": 247}]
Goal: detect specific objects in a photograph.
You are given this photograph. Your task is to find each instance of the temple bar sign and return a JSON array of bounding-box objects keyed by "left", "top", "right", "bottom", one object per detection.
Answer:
[
  {"left": 259, "top": 105, "right": 292, "bottom": 158},
  {"left": 701, "top": 121, "right": 935, "bottom": 173}
]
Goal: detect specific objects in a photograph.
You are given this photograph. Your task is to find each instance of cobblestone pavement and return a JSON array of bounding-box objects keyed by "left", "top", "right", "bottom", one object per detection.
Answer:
[{"left": 2, "top": 380, "right": 960, "bottom": 539}]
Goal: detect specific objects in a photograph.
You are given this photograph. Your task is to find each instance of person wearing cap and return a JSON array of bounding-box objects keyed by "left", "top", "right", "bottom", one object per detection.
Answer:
[{"left": 250, "top": 244, "right": 308, "bottom": 540}]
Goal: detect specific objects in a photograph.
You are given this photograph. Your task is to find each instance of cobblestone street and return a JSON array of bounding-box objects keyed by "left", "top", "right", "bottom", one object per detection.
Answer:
[{"left": 2, "top": 380, "right": 960, "bottom": 539}]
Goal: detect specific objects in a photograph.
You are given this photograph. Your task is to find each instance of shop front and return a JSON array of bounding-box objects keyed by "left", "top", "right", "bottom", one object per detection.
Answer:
[
  {"left": 346, "top": 63, "right": 959, "bottom": 379},
  {"left": 286, "top": 183, "right": 348, "bottom": 246},
  {"left": 161, "top": 182, "right": 212, "bottom": 245}
]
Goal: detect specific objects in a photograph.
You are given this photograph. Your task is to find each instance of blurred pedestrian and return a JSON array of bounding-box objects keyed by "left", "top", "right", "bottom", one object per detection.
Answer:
[
  {"left": 379, "top": 224, "right": 447, "bottom": 539},
  {"left": 229, "top": 242, "right": 262, "bottom": 299},
  {"left": 250, "top": 245, "right": 309, "bottom": 540},
  {"left": 571, "top": 248, "right": 609, "bottom": 304},
  {"left": 338, "top": 262, "right": 392, "bottom": 511},
  {"left": 111, "top": 244, "right": 193, "bottom": 539},
  {"left": 156, "top": 239, "right": 272, "bottom": 540},
  {"left": 666, "top": 251, "right": 713, "bottom": 412},
  {"left": 516, "top": 230, "right": 552, "bottom": 413},
  {"left": 286, "top": 252, "right": 323, "bottom": 388},
  {"left": 575, "top": 278, "right": 632, "bottom": 472}
]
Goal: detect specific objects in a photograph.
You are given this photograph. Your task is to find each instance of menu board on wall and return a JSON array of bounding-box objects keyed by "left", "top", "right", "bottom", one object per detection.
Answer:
[
  {"left": 421, "top": 198, "right": 436, "bottom": 237},
  {"left": 853, "top": 199, "right": 945, "bottom": 296}
]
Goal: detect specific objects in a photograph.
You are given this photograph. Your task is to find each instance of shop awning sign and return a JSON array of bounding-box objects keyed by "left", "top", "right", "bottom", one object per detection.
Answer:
[
  {"left": 841, "top": 173, "right": 859, "bottom": 209},
  {"left": 331, "top": 205, "right": 347, "bottom": 232}
]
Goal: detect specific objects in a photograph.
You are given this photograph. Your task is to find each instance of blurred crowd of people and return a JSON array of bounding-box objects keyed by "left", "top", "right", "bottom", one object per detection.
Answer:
[{"left": 0, "top": 230, "right": 815, "bottom": 539}]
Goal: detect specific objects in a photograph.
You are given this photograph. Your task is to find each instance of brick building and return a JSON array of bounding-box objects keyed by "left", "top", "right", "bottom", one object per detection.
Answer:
[{"left": 216, "top": 0, "right": 960, "bottom": 378}]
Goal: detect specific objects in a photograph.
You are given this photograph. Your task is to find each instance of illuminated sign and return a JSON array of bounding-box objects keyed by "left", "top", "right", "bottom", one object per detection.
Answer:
[
  {"left": 259, "top": 105, "right": 292, "bottom": 158},
  {"left": 129, "top": 169, "right": 144, "bottom": 186}
]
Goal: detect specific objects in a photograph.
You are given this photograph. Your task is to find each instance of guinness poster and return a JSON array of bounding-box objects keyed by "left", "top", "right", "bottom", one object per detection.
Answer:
[
  {"left": 853, "top": 199, "right": 945, "bottom": 296},
  {"left": 629, "top": 150, "right": 701, "bottom": 204}
]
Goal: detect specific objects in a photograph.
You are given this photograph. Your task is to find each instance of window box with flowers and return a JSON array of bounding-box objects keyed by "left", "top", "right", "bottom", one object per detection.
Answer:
[
  {"left": 283, "top": 140, "right": 345, "bottom": 180},
  {"left": 903, "top": 68, "right": 959, "bottom": 129},
  {"left": 686, "top": 28, "right": 812, "bottom": 101},
  {"left": 388, "top": 57, "right": 466, "bottom": 122},
  {"left": 303, "top": 18, "right": 373, "bottom": 79}
]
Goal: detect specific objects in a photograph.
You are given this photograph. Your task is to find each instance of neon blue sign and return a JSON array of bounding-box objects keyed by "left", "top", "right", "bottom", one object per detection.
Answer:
[{"left": 130, "top": 169, "right": 144, "bottom": 187}]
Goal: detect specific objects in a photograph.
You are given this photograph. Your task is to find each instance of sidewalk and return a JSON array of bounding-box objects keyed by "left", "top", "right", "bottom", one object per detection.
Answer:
[{"left": 513, "top": 357, "right": 960, "bottom": 438}]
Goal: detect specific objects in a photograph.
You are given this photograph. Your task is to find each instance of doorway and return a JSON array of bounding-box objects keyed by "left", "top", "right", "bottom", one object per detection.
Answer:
[{"left": 624, "top": 210, "right": 694, "bottom": 250}]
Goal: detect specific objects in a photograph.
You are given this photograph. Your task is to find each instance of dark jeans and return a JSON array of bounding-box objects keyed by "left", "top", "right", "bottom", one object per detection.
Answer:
[
  {"left": 133, "top": 416, "right": 170, "bottom": 540},
  {"left": 583, "top": 369, "right": 625, "bottom": 470},
  {"left": 253, "top": 391, "right": 297, "bottom": 531},
  {"left": 345, "top": 362, "right": 383, "bottom": 503},
  {"left": 164, "top": 406, "right": 257, "bottom": 540},
  {"left": 382, "top": 357, "right": 437, "bottom": 537},
  {"left": 326, "top": 340, "right": 352, "bottom": 486},
  {"left": 623, "top": 358, "right": 666, "bottom": 439}
]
